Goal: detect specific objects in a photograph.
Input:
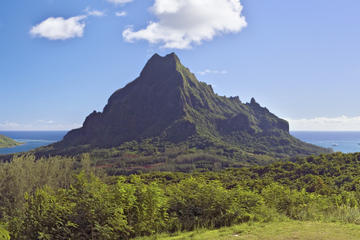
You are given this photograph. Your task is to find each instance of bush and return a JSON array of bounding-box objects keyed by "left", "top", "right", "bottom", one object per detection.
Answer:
[
  {"left": 0, "top": 225, "right": 10, "bottom": 240},
  {"left": 229, "top": 187, "right": 265, "bottom": 223},
  {"left": 9, "top": 173, "right": 169, "bottom": 240},
  {"left": 167, "top": 177, "right": 230, "bottom": 230}
]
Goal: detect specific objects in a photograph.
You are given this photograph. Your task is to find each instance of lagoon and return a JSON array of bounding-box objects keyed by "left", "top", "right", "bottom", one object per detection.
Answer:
[{"left": 0, "top": 131, "right": 67, "bottom": 155}]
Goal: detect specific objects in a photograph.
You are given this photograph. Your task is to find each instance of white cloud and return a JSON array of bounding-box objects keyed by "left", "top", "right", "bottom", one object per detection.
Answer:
[
  {"left": 198, "top": 69, "right": 228, "bottom": 76},
  {"left": 115, "top": 11, "right": 127, "bottom": 17},
  {"left": 123, "top": 0, "right": 247, "bottom": 49},
  {"left": 107, "top": 0, "right": 133, "bottom": 5},
  {"left": 85, "top": 8, "right": 106, "bottom": 17},
  {"left": 0, "top": 121, "right": 81, "bottom": 131},
  {"left": 37, "top": 120, "right": 55, "bottom": 124},
  {"left": 287, "top": 115, "right": 360, "bottom": 131},
  {"left": 30, "top": 15, "right": 87, "bottom": 40},
  {"left": 0, "top": 122, "right": 21, "bottom": 130}
]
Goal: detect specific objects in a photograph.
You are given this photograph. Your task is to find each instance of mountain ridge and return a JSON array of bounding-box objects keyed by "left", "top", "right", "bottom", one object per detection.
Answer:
[{"left": 37, "top": 53, "right": 330, "bottom": 171}]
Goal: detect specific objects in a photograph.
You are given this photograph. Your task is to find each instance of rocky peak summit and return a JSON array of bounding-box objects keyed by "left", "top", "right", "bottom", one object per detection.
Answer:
[{"left": 141, "top": 53, "right": 180, "bottom": 76}]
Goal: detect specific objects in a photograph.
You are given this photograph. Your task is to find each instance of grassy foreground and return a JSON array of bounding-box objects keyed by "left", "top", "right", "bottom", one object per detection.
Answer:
[{"left": 136, "top": 221, "right": 360, "bottom": 240}]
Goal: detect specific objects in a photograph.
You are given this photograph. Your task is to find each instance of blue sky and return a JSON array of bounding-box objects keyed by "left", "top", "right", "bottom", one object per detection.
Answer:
[{"left": 1, "top": 0, "right": 360, "bottom": 131}]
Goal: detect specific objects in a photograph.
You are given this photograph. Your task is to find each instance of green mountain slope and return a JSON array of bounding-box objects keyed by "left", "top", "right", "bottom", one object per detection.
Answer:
[
  {"left": 38, "top": 53, "right": 330, "bottom": 170},
  {"left": 0, "top": 135, "right": 21, "bottom": 148}
]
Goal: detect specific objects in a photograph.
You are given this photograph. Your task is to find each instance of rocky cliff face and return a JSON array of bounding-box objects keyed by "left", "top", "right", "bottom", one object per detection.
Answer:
[{"left": 52, "top": 53, "right": 328, "bottom": 159}]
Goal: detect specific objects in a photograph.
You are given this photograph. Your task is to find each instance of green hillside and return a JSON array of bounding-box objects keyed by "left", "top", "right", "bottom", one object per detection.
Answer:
[
  {"left": 136, "top": 221, "right": 360, "bottom": 240},
  {"left": 35, "top": 53, "right": 329, "bottom": 172},
  {"left": 0, "top": 134, "right": 21, "bottom": 148}
]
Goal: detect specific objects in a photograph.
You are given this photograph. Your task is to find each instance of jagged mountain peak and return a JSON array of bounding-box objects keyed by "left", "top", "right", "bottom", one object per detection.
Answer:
[
  {"left": 50, "top": 53, "right": 329, "bottom": 162},
  {"left": 140, "top": 52, "right": 182, "bottom": 80}
]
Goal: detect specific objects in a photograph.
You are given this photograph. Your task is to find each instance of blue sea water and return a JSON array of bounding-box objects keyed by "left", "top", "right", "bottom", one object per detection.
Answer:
[
  {"left": 1, "top": 131, "right": 360, "bottom": 155},
  {"left": 0, "top": 131, "right": 67, "bottom": 155},
  {"left": 291, "top": 131, "right": 360, "bottom": 153}
]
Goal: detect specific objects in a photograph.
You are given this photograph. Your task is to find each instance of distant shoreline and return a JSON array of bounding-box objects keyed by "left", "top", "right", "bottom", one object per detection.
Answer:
[{"left": 0, "top": 135, "right": 24, "bottom": 149}]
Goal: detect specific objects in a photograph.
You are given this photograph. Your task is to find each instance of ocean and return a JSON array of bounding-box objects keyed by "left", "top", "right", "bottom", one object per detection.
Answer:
[
  {"left": 0, "top": 131, "right": 67, "bottom": 155},
  {"left": 291, "top": 131, "right": 360, "bottom": 153},
  {"left": 1, "top": 131, "right": 360, "bottom": 155}
]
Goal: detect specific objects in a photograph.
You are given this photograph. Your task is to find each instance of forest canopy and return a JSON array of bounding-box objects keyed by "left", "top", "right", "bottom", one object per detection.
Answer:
[{"left": 1, "top": 152, "right": 360, "bottom": 239}]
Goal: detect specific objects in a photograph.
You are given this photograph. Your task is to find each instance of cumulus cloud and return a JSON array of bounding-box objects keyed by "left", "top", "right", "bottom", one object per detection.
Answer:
[
  {"left": 115, "top": 11, "right": 127, "bottom": 17},
  {"left": 198, "top": 69, "right": 228, "bottom": 76},
  {"left": 107, "top": 0, "right": 133, "bottom": 5},
  {"left": 30, "top": 15, "right": 87, "bottom": 40},
  {"left": 123, "top": 0, "right": 247, "bottom": 49},
  {"left": 287, "top": 115, "right": 360, "bottom": 131}
]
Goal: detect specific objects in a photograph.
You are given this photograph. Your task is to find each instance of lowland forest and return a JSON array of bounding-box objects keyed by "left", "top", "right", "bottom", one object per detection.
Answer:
[{"left": 1, "top": 54, "right": 359, "bottom": 240}]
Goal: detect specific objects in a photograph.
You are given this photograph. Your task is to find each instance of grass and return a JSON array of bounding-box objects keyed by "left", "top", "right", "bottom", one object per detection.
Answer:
[{"left": 135, "top": 221, "right": 360, "bottom": 240}]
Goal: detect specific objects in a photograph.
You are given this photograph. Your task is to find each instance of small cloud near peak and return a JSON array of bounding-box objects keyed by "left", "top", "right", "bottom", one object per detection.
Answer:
[
  {"left": 85, "top": 7, "right": 106, "bottom": 17},
  {"left": 107, "top": 0, "right": 133, "bottom": 5},
  {"left": 198, "top": 69, "right": 228, "bottom": 76},
  {"left": 115, "top": 11, "right": 127, "bottom": 17}
]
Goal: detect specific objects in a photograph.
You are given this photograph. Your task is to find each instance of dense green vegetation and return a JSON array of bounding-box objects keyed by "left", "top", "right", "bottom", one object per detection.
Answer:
[
  {"left": 0, "top": 135, "right": 21, "bottom": 148},
  {"left": 0, "top": 225, "right": 10, "bottom": 240},
  {"left": 34, "top": 132, "right": 330, "bottom": 175},
  {"left": 1, "top": 152, "right": 360, "bottom": 239},
  {"left": 34, "top": 53, "right": 329, "bottom": 167}
]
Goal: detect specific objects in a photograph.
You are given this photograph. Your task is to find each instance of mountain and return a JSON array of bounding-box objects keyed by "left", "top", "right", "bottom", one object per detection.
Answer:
[
  {"left": 0, "top": 135, "right": 22, "bottom": 148},
  {"left": 39, "top": 53, "right": 330, "bottom": 172}
]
